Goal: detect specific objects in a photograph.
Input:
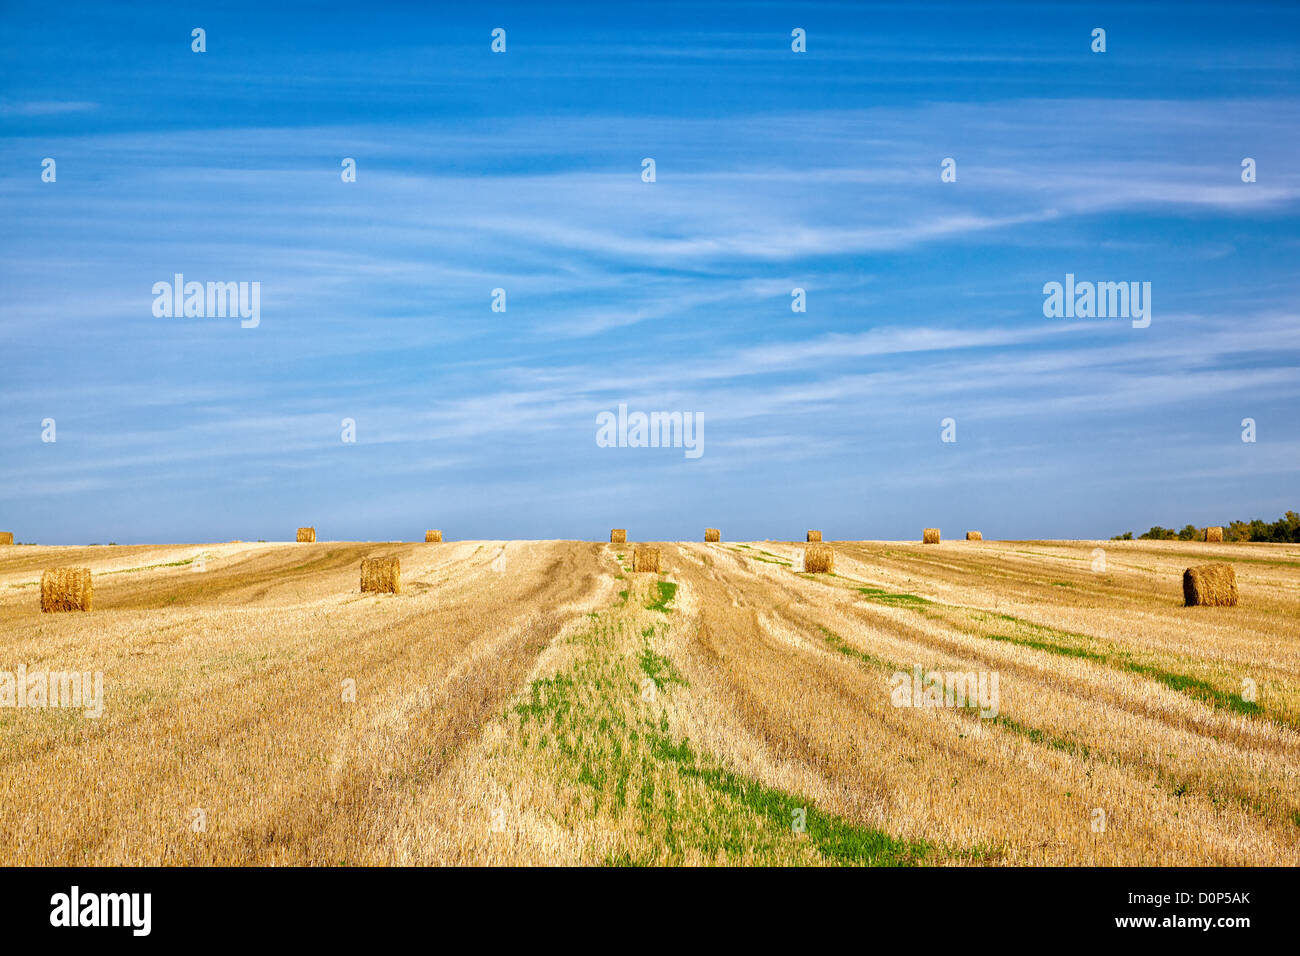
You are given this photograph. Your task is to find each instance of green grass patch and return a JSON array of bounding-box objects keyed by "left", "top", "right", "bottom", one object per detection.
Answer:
[
  {"left": 729, "top": 546, "right": 792, "bottom": 566},
  {"left": 985, "top": 632, "right": 1107, "bottom": 664},
  {"left": 505, "top": 599, "right": 974, "bottom": 866},
  {"left": 103, "top": 557, "right": 198, "bottom": 575},
  {"left": 651, "top": 731, "right": 931, "bottom": 866},
  {"left": 856, "top": 586, "right": 931, "bottom": 608},
  {"left": 815, "top": 624, "right": 1091, "bottom": 763},
  {"left": 646, "top": 581, "right": 677, "bottom": 613},
  {"left": 976, "top": 613, "right": 1269, "bottom": 722},
  {"left": 639, "top": 647, "right": 686, "bottom": 690},
  {"left": 816, "top": 626, "right": 900, "bottom": 672},
  {"left": 985, "top": 713, "right": 1090, "bottom": 758},
  {"left": 1206, "top": 554, "right": 1300, "bottom": 570},
  {"left": 513, "top": 673, "right": 576, "bottom": 722},
  {"left": 1120, "top": 660, "right": 1262, "bottom": 718}
]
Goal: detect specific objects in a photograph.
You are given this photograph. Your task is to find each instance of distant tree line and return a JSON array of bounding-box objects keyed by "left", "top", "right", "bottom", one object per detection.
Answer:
[{"left": 1111, "top": 510, "right": 1300, "bottom": 542}]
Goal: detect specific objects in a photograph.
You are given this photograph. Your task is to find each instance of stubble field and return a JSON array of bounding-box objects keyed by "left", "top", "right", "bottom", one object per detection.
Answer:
[{"left": 2, "top": 537, "right": 1297, "bottom": 866}]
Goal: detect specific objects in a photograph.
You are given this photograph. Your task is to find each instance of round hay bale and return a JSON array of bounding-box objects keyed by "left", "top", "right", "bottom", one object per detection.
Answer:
[
  {"left": 296, "top": 527, "right": 316, "bottom": 543},
  {"left": 0, "top": 532, "right": 14, "bottom": 546},
  {"left": 803, "top": 545, "right": 834, "bottom": 573},
  {"left": 41, "top": 568, "right": 93, "bottom": 612},
  {"left": 966, "top": 531, "right": 982, "bottom": 541},
  {"left": 1183, "top": 563, "right": 1237, "bottom": 607},
  {"left": 425, "top": 530, "right": 442, "bottom": 543},
  {"left": 806, "top": 530, "right": 822, "bottom": 542},
  {"left": 361, "top": 556, "right": 401, "bottom": 594},
  {"left": 632, "top": 545, "right": 661, "bottom": 572},
  {"left": 704, "top": 528, "right": 721, "bottom": 542},
  {"left": 610, "top": 529, "right": 627, "bottom": 544},
  {"left": 1204, "top": 526, "right": 1224, "bottom": 543},
  {"left": 923, "top": 528, "right": 940, "bottom": 544}
]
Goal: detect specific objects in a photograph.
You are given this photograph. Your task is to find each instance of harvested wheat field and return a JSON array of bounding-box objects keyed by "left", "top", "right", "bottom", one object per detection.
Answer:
[
  {"left": 1, "top": 538, "right": 1298, "bottom": 866},
  {"left": 360, "top": 556, "right": 401, "bottom": 594}
]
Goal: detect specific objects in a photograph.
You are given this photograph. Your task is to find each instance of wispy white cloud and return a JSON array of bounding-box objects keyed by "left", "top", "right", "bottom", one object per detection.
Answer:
[
  {"left": 0, "top": 100, "right": 97, "bottom": 116},
  {"left": 3, "top": 87, "right": 1298, "bottom": 538}
]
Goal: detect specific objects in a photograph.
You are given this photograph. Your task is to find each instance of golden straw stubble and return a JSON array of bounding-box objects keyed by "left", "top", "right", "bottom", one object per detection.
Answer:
[
  {"left": 704, "top": 529, "right": 721, "bottom": 542},
  {"left": 923, "top": 528, "right": 941, "bottom": 544},
  {"left": 425, "top": 530, "right": 442, "bottom": 543},
  {"left": 610, "top": 529, "right": 627, "bottom": 544},
  {"left": 41, "top": 568, "right": 93, "bottom": 612},
  {"left": 803, "top": 545, "right": 834, "bottom": 573},
  {"left": 632, "top": 546, "right": 661, "bottom": 573},
  {"left": 1183, "top": 563, "right": 1237, "bottom": 607},
  {"left": 360, "top": 557, "right": 401, "bottom": 594},
  {"left": 296, "top": 527, "right": 316, "bottom": 543}
]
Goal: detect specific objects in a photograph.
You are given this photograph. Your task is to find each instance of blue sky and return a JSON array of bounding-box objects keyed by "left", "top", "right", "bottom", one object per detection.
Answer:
[{"left": 2, "top": 1, "right": 1298, "bottom": 543}]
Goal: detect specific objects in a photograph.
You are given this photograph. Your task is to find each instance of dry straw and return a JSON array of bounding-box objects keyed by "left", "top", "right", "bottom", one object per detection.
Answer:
[
  {"left": 632, "top": 546, "right": 661, "bottom": 572},
  {"left": 923, "top": 528, "right": 941, "bottom": 544},
  {"left": 360, "top": 557, "right": 401, "bottom": 594},
  {"left": 1183, "top": 564, "right": 1237, "bottom": 607},
  {"left": 803, "top": 545, "right": 834, "bottom": 573},
  {"left": 425, "top": 530, "right": 442, "bottom": 543},
  {"left": 296, "top": 528, "right": 316, "bottom": 543},
  {"left": 966, "top": 531, "right": 982, "bottom": 541},
  {"left": 806, "top": 530, "right": 822, "bottom": 542},
  {"left": 1204, "top": 526, "right": 1224, "bottom": 543},
  {"left": 610, "top": 529, "right": 627, "bottom": 544},
  {"left": 704, "top": 528, "right": 721, "bottom": 542},
  {"left": 0, "top": 532, "right": 13, "bottom": 546},
  {"left": 41, "top": 568, "right": 93, "bottom": 612}
]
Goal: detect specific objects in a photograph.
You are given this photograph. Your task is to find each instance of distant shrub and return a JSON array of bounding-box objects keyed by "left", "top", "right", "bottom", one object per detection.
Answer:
[
  {"left": 1225, "top": 522, "right": 1251, "bottom": 542},
  {"left": 1114, "top": 510, "right": 1299, "bottom": 543}
]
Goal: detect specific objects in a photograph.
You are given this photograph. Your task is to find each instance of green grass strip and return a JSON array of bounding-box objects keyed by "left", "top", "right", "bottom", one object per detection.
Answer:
[
  {"left": 646, "top": 580, "right": 677, "bottom": 614},
  {"left": 980, "top": 614, "right": 1266, "bottom": 721},
  {"left": 856, "top": 586, "right": 932, "bottom": 608},
  {"left": 648, "top": 731, "right": 931, "bottom": 866}
]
